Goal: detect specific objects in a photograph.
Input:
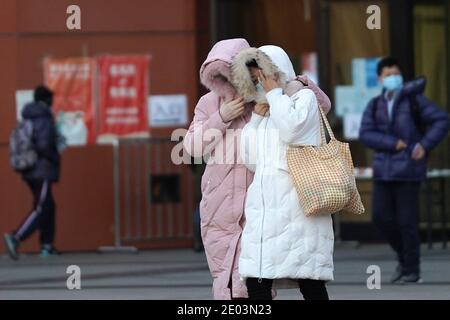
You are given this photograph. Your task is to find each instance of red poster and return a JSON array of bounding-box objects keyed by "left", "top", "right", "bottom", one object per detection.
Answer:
[
  {"left": 44, "top": 57, "right": 96, "bottom": 145},
  {"left": 97, "top": 55, "right": 150, "bottom": 138}
]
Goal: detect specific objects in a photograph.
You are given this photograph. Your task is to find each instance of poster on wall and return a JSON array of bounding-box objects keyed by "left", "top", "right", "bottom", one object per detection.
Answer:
[
  {"left": 343, "top": 113, "right": 363, "bottom": 140},
  {"left": 335, "top": 57, "right": 382, "bottom": 117},
  {"left": 334, "top": 57, "right": 382, "bottom": 140},
  {"left": 351, "top": 57, "right": 381, "bottom": 89},
  {"left": 148, "top": 94, "right": 188, "bottom": 127},
  {"left": 97, "top": 55, "right": 150, "bottom": 140},
  {"left": 15, "top": 90, "right": 34, "bottom": 122},
  {"left": 301, "top": 52, "right": 319, "bottom": 85},
  {"left": 44, "top": 57, "right": 96, "bottom": 145}
]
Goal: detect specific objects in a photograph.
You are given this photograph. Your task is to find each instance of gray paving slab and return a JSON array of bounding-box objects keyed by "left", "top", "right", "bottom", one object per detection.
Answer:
[{"left": 0, "top": 244, "right": 449, "bottom": 300}]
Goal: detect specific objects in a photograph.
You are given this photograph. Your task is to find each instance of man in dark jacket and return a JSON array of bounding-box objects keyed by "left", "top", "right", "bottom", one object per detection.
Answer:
[
  {"left": 4, "top": 85, "right": 61, "bottom": 259},
  {"left": 359, "top": 57, "right": 449, "bottom": 283}
]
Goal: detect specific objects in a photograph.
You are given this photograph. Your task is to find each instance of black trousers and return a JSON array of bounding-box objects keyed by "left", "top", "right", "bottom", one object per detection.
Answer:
[
  {"left": 372, "top": 181, "right": 421, "bottom": 275},
  {"left": 246, "top": 278, "right": 329, "bottom": 300},
  {"left": 14, "top": 179, "right": 55, "bottom": 245}
]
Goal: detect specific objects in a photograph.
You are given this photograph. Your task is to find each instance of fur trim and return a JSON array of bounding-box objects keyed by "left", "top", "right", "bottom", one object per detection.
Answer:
[
  {"left": 231, "top": 48, "right": 287, "bottom": 104},
  {"left": 200, "top": 60, "right": 237, "bottom": 102}
]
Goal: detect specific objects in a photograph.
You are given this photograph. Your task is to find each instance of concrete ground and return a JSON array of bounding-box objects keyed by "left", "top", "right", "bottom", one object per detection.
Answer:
[{"left": 0, "top": 243, "right": 449, "bottom": 300}]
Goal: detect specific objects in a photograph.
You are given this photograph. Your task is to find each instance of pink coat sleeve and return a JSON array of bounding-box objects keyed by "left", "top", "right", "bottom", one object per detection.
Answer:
[
  {"left": 297, "top": 75, "right": 332, "bottom": 115},
  {"left": 183, "top": 93, "right": 231, "bottom": 158}
]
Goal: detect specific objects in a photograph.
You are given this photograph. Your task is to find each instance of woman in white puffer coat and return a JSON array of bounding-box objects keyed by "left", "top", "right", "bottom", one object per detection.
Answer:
[{"left": 231, "top": 45, "right": 334, "bottom": 300}]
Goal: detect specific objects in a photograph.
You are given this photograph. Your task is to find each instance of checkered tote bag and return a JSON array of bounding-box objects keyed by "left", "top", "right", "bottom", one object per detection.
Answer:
[{"left": 286, "top": 104, "right": 365, "bottom": 216}]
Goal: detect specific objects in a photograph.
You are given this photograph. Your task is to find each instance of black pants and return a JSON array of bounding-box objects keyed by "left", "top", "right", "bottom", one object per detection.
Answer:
[
  {"left": 246, "top": 278, "right": 329, "bottom": 300},
  {"left": 372, "top": 181, "right": 421, "bottom": 275},
  {"left": 193, "top": 205, "right": 203, "bottom": 251},
  {"left": 14, "top": 179, "right": 55, "bottom": 245}
]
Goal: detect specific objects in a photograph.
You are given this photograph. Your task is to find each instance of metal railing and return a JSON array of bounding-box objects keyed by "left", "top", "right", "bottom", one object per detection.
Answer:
[{"left": 100, "top": 137, "right": 195, "bottom": 252}]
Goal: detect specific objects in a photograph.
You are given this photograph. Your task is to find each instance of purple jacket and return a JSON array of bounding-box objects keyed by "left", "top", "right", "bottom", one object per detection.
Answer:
[{"left": 359, "top": 78, "right": 449, "bottom": 181}]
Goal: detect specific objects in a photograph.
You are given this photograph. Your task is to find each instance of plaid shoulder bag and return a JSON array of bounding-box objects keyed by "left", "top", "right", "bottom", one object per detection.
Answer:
[{"left": 286, "top": 104, "right": 365, "bottom": 216}]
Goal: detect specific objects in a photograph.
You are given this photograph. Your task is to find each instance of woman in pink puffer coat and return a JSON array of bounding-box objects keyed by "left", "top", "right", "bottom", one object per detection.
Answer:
[
  {"left": 184, "top": 39, "right": 332, "bottom": 300},
  {"left": 184, "top": 38, "right": 252, "bottom": 300}
]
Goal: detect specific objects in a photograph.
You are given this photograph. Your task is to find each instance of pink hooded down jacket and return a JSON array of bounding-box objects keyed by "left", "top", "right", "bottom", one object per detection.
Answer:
[
  {"left": 183, "top": 39, "right": 253, "bottom": 299},
  {"left": 184, "top": 39, "right": 332, "bottom": 299}
]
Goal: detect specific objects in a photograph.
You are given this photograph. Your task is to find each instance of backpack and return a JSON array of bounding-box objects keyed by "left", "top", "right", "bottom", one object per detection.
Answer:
[
  {"left": 407, "top": 95, "right": 428, "bottom": 135},
  {"left": 371, "top": 94, "right": 427, "bottom": 135},
  {"left": 9, "top": 119, "right": 38, "bottom": 172}
]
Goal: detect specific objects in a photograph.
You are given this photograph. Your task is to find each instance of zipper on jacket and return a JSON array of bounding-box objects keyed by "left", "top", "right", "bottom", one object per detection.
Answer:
[{"left": 258, "top": 119, "right": 269, "bottom": 282}]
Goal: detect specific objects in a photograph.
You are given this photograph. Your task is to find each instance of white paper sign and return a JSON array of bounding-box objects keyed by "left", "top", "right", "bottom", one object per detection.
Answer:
[
  {"left": 352, "top": 57, "right": 381, "bottom": 89},
  {"left": 354, "top": 87, "right": 381, "bottom": 114},
  {"left": 15, "top": 90, "right": 34, "bottom": 122},
  {"left": 335, "top": 86, "right": 356, "bottom": 117},
  {"left": 335, "top": 57, "right": 383, "bottom": 118},
  {"left": 335, "top": 84, "right": 381, "bottom": 116},
  {"left": 343, "top": 113, "right": 363, "bottom": 140},
  {"left": 352, "top": 58, "right": 366, "bottom": 89},
  {"left": 148, "top": 95, "right": 188, "bottom": 127}
]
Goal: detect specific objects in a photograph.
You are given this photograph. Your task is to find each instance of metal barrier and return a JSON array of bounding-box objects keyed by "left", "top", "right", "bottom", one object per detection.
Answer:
[
  {"left": 99, "top": 137, "right": 195, "bottom": 252},
  {"left": 353, "top": 169, "right": 450, "bottom": 249},
  {"left": 423, "top": 170, "right": 450, "bottom": 249}
]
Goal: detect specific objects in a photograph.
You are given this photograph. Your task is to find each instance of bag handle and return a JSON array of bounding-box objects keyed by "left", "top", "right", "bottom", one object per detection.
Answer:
[
  {"left": 317, "top": 103, "right": 335, "bottom": 143},
  {"left": 319, "top": 109, "right": 326, "bottom": 145}
]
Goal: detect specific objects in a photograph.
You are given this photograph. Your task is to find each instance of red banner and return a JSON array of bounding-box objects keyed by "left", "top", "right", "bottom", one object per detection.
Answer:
[
  {"left": 44, "top": 57, "right": 96, "bottom": 145},
  {"left": 97, "top": 55, "right": 150, "bottom": 138}
]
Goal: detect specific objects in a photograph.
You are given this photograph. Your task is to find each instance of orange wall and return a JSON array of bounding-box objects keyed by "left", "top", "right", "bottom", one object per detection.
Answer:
[
  {"left": 0, "top": 0, "right": 208, "bottom": 252},
  {"left": 0, "top": 146, "right": 115, "bottom": 252}
]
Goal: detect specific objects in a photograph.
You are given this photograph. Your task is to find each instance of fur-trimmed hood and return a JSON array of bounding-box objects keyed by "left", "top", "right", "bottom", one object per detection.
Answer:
[
  {"left": 200, "top": 38, "right": 250, "bottom": 102},
  {"left": 231, "top": 45, "right": 296, "bottom": 103}
]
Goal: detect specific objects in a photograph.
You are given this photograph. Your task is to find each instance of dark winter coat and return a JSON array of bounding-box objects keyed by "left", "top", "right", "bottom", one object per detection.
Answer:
[
  {"left": 359, "top": 78, "right": 449, "bottom": 181},
  {"left": 21, "top": 102, "right": 60, "bottom": 182}
]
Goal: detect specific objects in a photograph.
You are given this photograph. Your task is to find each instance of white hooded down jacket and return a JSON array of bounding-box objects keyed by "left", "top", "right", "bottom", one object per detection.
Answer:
[{"left": 236, "top": 46, "right": 334, "bottom": 287}]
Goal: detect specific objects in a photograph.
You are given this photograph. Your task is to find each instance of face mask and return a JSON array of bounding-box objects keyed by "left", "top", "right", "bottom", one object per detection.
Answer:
[
  {"left": 383, "top": 74, "right": 403, "bottom": 91},
  {"left": 256, "top": 83, "right": 264, "bottom": 94},
  {"left": 255, "top": 83, "right": 268, "bottom": 104}
]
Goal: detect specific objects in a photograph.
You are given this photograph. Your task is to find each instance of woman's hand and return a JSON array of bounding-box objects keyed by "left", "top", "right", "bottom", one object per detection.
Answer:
[
  {"left": 253, "top": 103, "right": 269, "bottom": 117},
  {"left": 219, "top": 97, "right": 245, "bottom": 122},
  {"left": 258, "top": 70, "right": 280, "bottom": 93}
]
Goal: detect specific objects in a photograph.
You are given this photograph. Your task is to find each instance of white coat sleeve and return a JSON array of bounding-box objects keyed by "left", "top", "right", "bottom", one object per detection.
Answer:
[
  {"left": 240, "top": 113, "right": 264, "bottom": 172},
  {"left": 266, "top": 88, "right": 318, "bottom": 145}
]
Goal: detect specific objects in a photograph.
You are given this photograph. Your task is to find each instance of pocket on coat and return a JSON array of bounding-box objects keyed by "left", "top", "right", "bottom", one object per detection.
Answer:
[{"left": 391, "top": 149, "right": 409, "bottom": 160}]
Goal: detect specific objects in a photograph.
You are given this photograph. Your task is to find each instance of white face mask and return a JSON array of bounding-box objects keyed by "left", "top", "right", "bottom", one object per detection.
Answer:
[
  {"left": 254, "top": 83, "right": 268, "bottom": 104},
  {"left": 256, "top": 83, "right": 264, "bottom": 94}
]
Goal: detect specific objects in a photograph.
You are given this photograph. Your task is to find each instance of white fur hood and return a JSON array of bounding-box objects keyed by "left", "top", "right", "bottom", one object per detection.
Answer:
[{"left": 231, "top": 45, "right": 297, "bottom": 104}]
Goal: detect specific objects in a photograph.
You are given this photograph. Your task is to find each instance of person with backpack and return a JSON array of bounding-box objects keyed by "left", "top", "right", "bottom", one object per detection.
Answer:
[
  {"left": 359, "top": 57, "right": 450, "bottom": 284},
  {"left": 4, "top": 85, "right": 61, "bottom": 260}
]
